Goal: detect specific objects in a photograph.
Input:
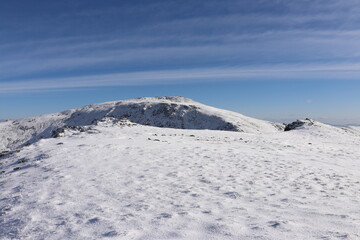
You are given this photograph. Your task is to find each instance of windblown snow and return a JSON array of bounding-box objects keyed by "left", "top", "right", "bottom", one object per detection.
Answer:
[{"left": 1, "top": 97, "right": 360, "bottom": 240}]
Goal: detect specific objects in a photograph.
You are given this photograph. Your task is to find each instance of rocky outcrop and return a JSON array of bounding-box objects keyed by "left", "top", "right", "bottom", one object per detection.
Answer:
[{"left": 284, "top": 118, "right": 315, "bottom": 131}]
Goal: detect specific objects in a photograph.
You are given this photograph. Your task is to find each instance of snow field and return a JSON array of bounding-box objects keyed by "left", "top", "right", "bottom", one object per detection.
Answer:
[{"left": 1, "top": 124, "right": 360, "bottom": 239}]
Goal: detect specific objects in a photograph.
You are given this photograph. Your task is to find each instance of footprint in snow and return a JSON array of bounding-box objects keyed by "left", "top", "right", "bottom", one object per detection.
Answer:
[
  {"left": 87, "top": 217, "right": 100, "bottom": 224},
  {"left": 156, "top": 213, "right": 172, "bottom": 219},
  {"left": 102, "top": 231, "right": 118, "bottom": 237},
  {"left": 224, "top": 192, "right": 240, "bottom": 199},
  {"left": 268, "top": 221, "right": 281, "bottom": 228}
]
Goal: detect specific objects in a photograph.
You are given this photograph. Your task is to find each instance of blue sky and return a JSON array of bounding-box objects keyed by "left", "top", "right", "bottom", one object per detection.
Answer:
[{"left": 1, "top": 0, "right": 360, "bottom": 124}]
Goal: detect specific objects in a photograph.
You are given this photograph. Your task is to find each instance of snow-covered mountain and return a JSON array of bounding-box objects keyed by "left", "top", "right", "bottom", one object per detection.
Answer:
[
  {"left": 1, "top": 113, "right": 360, "bottom": 239},
  {"left": 0, "top": 96, "right": 283, "bottom": 152},
  {"left": 1, "top": 97, "right": 360, "bottom": 239}
]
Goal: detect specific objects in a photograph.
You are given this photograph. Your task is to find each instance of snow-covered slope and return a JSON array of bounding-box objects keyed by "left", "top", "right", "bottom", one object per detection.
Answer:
[
  {"left": 342, "top": 125, "right": 360, "bottom": 136},
  {"left": 1, "top": 120, "right": 360, "bottom": 239},
  {"left": 284, "top": 118, "right": 360, "bottom": 138},
  {"left": 0, "top": 113, "right": 69, "bottom": 153},
  {"left": 0, "top": 96, "right": 283, "bottom": 152}
]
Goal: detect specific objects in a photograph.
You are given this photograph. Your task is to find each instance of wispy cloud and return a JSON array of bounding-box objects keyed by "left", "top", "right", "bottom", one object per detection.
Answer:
[
  {"left": 1, "top": 0, "right": 360, "bottom": 91},
  {"left": 2, "top": 63, "right": 360, "bottom": 93},
  {"left": 2, "top": 29, "right": 360, "bottom": 80}
]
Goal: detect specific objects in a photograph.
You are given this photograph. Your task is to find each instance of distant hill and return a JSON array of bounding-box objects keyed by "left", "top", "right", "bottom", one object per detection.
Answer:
[{"left": 0, "top": 96, "right": 283, "bottom": 151}]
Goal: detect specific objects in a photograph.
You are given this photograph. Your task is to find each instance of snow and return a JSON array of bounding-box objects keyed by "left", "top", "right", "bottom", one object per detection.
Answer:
[
  {"left": 0, "top": 97, "right": 282, "bottom": 152},
  {"left": 1, "top": 118, "right": 360, "bottom": 239},
  {"left": 342, "top": 126, "right": 360, "bottom": 136}
]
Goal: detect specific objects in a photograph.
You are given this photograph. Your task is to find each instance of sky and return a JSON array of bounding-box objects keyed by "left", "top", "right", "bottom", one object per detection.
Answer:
[{"left": 1, "top": 0, "right": 360, "bottom": 124}]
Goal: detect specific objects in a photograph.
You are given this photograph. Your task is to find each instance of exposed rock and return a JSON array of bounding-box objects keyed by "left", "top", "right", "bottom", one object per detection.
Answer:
[
  {"left": 284, "top": 118, "right": 315, "bottom": 131},
  {"left": 52, "top": 126, "right": 92, "bottom": 138}
]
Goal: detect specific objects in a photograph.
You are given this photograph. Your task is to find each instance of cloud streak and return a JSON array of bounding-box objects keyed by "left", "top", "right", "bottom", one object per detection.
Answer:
[
  {"left": 1, "top": 0, "right": 360, "bottom": 91},
  {"left": 2, "top": 29, "right": 360, "bottom": 80},
  {"left": 2, "top": 63, "right": 360, "bottom": 93}
]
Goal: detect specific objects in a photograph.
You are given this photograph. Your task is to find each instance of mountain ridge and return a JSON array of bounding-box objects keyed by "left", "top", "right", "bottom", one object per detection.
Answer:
[{"left": 0, "top": 96, "right": 282, "bottom": 152}]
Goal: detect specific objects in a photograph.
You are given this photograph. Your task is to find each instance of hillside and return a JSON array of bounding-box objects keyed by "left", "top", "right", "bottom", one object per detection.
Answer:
[{"left": 0, "top": 96, "right": 283, "bottom": 152}]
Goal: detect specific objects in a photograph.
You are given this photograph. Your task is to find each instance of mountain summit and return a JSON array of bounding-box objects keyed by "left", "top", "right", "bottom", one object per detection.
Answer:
[{"left": 0, "top": 96, "right": 282, "bottom": 151}]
